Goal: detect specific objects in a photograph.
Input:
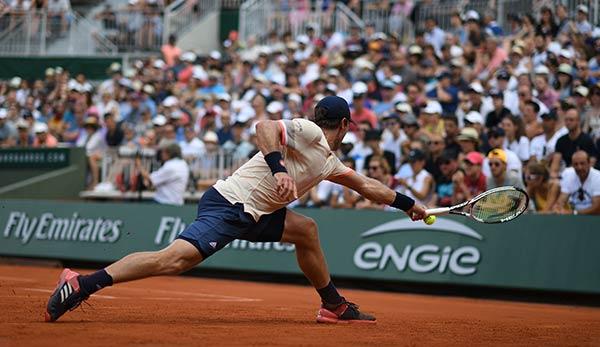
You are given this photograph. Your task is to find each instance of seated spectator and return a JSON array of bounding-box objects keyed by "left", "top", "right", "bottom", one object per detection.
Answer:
[
  {"left": 483, "top": 127, "right": 523, "bottom": 178},
  {"left": 486, "top": 148, "right": 524, "bottom": 189},
  {"left": 420, "top": 101, "right": 445, "bottom": 139},
  {"left": 456, "top": 127, "right": 480, "bottom": 155},
  {"left": 501, "top": 115, "right": 530, "bottom": 162},
  {"left": 485, "top": 89, "right": 511, "bottom": 129},
  {"left": 363, "top": 129, "right": 396, "bottom": 175},
  {"left": 15, "top": 119, "right": 32, "bottom": 147},
  {"left": 395, "top": 149, "right": 434, "bottom": 206},
  {"left": 179, "top": 125, "right": 205, "bottom": 160},
  {"left": 222, "top": 120, "right": 255, "bottom": 160},
  {"left": 32, "top": 122, "right": 58, "bottom": 148},
  {"left": 0, "top": 109, "right": 16, "bottom": 147},
  {"left": 530, "top": 111, "right": 568, "bottom": 163},
  {"left": 356, "top": 155, "right": 395, "bottom": 210},
  {"left": 136, "top": 143, "right": 189, "bottom": 206},
  {"left": 453, "top": 151, "right": 486, "bottom": 204},
  {"left": 554, "top": 151, "right": 600, "bottom": 215},
  {"left": 433, "top": 151, "right": 459, "bottom": 207},
  {"left": 552, "top": 107, "right": 598, "bottom": 176},
  {"left": 104, "top": 113, "right": 124, "bottom": 147},
  {"left": 525, "top": 162, "right": 562, "bottom": 213}
]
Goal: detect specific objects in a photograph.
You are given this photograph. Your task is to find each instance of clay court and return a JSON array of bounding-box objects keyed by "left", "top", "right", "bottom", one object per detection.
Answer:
[{"left": 1, "top": 264, "right": 600, "bottom": 346}]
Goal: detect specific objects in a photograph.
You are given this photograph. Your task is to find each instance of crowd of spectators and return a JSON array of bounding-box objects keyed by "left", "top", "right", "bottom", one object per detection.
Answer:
[
  {"left": 0, "top": 0, "right": 72, "bottom": 38},
  {"left": 0, "top": 3, "right": 599, "bottom": 213}
]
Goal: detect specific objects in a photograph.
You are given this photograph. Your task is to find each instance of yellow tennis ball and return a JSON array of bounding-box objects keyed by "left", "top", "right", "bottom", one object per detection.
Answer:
[{"left": 424, "top": 215, "right": 436, "bottom": 225}]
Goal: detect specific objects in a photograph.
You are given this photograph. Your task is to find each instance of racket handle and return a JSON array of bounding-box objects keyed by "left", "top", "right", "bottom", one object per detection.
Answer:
[{"left": 425, "top": 207, "right": 451, "bottom": 216}]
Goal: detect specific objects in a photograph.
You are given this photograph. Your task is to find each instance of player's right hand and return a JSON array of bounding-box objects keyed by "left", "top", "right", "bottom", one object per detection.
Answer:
[
  {"left": 274, "top": 172, "right": 298, "bottom": 201},
  {"left": 406, "top": 204, "right": 427, "bottom": 221}
]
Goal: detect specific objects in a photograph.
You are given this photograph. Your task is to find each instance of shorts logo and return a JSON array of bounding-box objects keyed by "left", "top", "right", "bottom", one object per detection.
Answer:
[{"left": 209, "top": 242, "right": 217, "bottom": 248}]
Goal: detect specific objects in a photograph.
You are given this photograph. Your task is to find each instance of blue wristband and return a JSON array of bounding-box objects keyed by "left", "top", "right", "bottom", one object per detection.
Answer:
[
  {"left": 264, "top": 151, "right": 287, "bottom": 175},
  {"left": 391, "top": 192, "right": 415, "bottom": 211}
]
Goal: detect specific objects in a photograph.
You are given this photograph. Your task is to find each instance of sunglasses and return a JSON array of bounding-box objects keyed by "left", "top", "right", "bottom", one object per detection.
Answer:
[
  {"left": 430, "top": 141, "right": 443, "bottom": 145},
  {"left": 518, "top": 92, "right": 528, "bottom": 97},
  {"left": 489, "top": 161, "right": 503, "bottom": 167}
]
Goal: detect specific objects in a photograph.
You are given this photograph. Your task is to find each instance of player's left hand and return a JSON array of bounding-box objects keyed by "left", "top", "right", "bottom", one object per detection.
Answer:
[
  {"left": 274, "top": 172, "right": 298, "bottom": 201},
  {"left": 406, "top": 204, "right": 427, "bottom": 221}
]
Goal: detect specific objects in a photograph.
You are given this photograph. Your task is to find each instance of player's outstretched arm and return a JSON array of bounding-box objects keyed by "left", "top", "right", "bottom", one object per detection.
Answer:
[{"left": 329, "top": 170, "right": 427, "bottom": 220}]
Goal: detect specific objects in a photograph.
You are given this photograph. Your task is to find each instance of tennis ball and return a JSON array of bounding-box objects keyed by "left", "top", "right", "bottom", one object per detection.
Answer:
[{"left": 424, "top": 215, "right": 436, "bottom": 225}]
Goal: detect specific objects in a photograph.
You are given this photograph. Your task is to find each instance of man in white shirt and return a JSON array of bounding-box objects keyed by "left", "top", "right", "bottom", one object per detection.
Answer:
[
  {"left": 555, "top": 151, "right": 600, "bottom": 215},
  {"left": 137, "top": 143, "right": 189, "bottom": 206},
  {"left": 46, "top": 96, "right": 426, "bottom": 324},
  {"left": 530, "top": 111, "right": 568, "bottom": 162},
  {"left": 179, "top": 126, "right": 205, "bottom": 160}
]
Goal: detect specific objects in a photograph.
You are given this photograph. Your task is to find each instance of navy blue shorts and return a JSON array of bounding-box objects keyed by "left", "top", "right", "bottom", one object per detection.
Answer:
[{"left": 177, "top": 187, "right": 287, "bottom": 259}]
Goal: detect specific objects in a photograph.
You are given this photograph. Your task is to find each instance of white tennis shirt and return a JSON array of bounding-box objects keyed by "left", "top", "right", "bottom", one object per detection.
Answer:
[{"left": 214, "top": 118, "right": 352, "bottom": 221}]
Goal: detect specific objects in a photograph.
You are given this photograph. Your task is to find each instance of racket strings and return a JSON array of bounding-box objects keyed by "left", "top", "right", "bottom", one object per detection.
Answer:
[{"left": 471, "top": 190, "right": 527, "bottom": 223}]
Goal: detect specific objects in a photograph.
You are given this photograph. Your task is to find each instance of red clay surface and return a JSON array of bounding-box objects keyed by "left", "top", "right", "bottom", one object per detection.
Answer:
[{"left": 1, "top": 264, "right": 600, "bottom": 346}]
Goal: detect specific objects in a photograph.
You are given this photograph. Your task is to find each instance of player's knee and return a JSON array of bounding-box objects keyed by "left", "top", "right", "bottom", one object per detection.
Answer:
[
  {"left": 296, "top": 218, "right": 319, "bottom": 248},
  {"left": 157, "top": 250, "right": 197, "bottom": 275}
]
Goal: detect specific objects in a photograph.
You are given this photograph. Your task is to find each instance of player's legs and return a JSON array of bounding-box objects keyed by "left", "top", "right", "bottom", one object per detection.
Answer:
[
  {"left": 279, "top": 209, "right": 330, "bottom": 289},
  {"left": 279, "top": 209, "right": 376, "bottom": 323},
  {"left": 106, "top": 239, "right": 203, "bottom": 283}
]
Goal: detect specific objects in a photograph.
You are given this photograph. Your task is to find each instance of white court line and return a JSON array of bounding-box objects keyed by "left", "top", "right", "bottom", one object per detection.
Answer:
[
  {"left": 0, "top": 276, "right": 37, "bottom": 282},
  {"left": 107, "top": 287, "right": 262, "bottom": 302},
  {"left": 21, "top": 288, "right": 117, "bottom": 299},
  {"left": 19, "top": 287, "right": 261, "bottom": 302}
]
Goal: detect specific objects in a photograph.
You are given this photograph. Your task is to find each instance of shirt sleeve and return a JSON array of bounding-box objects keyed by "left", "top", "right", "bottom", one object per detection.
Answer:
[
  {"left": 150, "top": 163, "right": 174, "bottom": 187},
  {"left": 325, "top": 155, "right": 353, "bottom": 180},
  {"left": 280, "top": 119, "right": 322, "bottom": 151},
  {"left": 560, "top": 168, "right": 576, "bottom": 194}
]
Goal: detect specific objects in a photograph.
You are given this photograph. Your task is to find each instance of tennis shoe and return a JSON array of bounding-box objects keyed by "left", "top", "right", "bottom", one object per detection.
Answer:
[
  {"left": 45, "top": 268, "right": 89, "bottom": 322},
  {"left": 316, "top": 299, "right": 376, "bottom": 324}
]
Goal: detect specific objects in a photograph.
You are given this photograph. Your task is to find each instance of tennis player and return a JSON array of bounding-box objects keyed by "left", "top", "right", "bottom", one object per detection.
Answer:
[{"left": 45, "top": 96, "right": 427, "bottom": 324}]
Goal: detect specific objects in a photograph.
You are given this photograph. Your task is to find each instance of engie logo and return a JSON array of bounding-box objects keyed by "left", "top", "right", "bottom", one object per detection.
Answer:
[{"left": 353, "top": 218, "right": 482, "bottom": 276}]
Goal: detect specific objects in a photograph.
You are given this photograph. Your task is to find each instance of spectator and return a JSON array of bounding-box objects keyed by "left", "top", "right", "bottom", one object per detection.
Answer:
[
  {"left": 484, "top": 126, "right": 523, "bottom": 178},
  {"left": 222, "top": 120, "right": 255, "bottom": 161},
  {"left": 501, "top": 115, "right": 530, "bottom": 161},
  {"left": 356, "top": 155, "right": 394, "bottom": 210},
  {"left": 485, "top": 89, "right": 511, "bottom": 129},
  {"left": 395, "top": 149, "right": 434, "bottom": 206},
  {"left": 552, "top": 107, "right": 598, "bottom": 174},
  {"left": 530, "top": 111, "right": 568, "bottom": 163},
  {"left": 47, "top": 0, "right": 71, "bottom": 37},
  {"left": 456, "top": 127, "right": 480, "bottom": 155},
  {"left": 525, "top": 162, "right": 561, "bottom": 213},
  {"left": 350, "top": 82, "right": 377, "bottom": 131},
  {"left": 453, "top": 151, "right": 486, "bottom": 204},
  {"left": 420, "top": 100, "right": 444, "bottom": 138},
  {"left": 555, "top": 151, "right": 600, "bottom": 215},
  {"left": 364, "top": 129, "right": 396, "bottom": 175},
  {"left": 179, "top": 125, "right": 205, "bottom": 160},
  {"left": 15, "top": 119, "right": 32, "bottom": 147},
  {"left": 32, "top": 122, "right": 58, "bottom": 148},
  {"left": 0, "top": 109, "right": 16, "bottom": 146},
  {"left": 433, "top": 151, "right": 459, "bottom": 207},
  {"left": 79, "top": 117, "right": 107, "bottom": 189},
  {"left": 104, "top": 113, "right": 124, "bottom": 147},
  {"left": 381, "top": 113, "right": 407, "bottom": 170},
  {"left": 583, "top": 83, "right": 600, "bottom": 142},
  {"left": 486, "top": 148, "right": 524, "bottom": 189},
  {"left": 136, "top": 143, "right": 189, "bottom": 206},
  {"left": 329, "top": 157, "right": 361, "bottom": 209}
]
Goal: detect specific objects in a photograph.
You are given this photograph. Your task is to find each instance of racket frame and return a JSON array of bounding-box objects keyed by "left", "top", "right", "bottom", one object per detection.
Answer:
[{"left": 424, "top": 186, "right": 529, "bottom": 223}]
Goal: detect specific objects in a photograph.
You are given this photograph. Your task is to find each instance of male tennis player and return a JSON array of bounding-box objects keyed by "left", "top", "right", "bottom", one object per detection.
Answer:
[{"left": 45, "top": 96, "right": 427, "bottom": 324}]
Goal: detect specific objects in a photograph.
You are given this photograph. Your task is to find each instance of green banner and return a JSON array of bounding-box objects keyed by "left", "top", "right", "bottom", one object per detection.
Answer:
[
  {"left": 1, "top": 200, "right": 599, "bottom": 294},
  {"left": 0, "top": 148, "right": 70, "bottom": 168}
]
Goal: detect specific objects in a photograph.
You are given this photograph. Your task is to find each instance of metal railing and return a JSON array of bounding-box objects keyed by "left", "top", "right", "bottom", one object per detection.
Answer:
[
  {"left": 239, "top": 1, "right": 364, "bottom": 44},
  {"left": 362, "top": 3, "right": 414, "bottom": 43},
  {"left": 0, "top": 9, "right": 117, "bottom": 56},
  {"left": 163, "top": 0, "right": 221, "bottom": 48},
  {"left": 99, "top": 146, "right": 248, "bottom": 193}
]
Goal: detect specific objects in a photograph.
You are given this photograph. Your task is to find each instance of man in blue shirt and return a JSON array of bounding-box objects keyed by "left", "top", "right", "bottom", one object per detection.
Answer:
[{"left": 426, "top": 71, "right": 459, "bottom": 115}]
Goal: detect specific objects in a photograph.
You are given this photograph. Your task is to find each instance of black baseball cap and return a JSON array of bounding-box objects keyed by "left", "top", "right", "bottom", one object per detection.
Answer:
[
  {"left": 408, "top": 149, "right": 426, "bottom": 162},
  {"left": 488, "top": 126, "right": 505, "bottom": 138},
  {"left": 315, "top": 96, "right": 354, "bottom": 124},
  {"left": 541, "top": 110, "right": 558, "bottom": 120}
]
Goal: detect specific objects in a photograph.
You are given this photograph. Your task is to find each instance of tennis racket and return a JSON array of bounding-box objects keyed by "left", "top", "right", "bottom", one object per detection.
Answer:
[{"left": 425, "top": 186, "right": 529, "bottom": 224}]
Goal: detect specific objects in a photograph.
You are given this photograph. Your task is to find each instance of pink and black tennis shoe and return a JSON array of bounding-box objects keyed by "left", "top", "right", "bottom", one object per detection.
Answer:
[
  {"left": 45, "top": 268, "right": 89, "bottom": 322},
  {"left": 316, "top": 299, "right": 376, "bottom": 324}
]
